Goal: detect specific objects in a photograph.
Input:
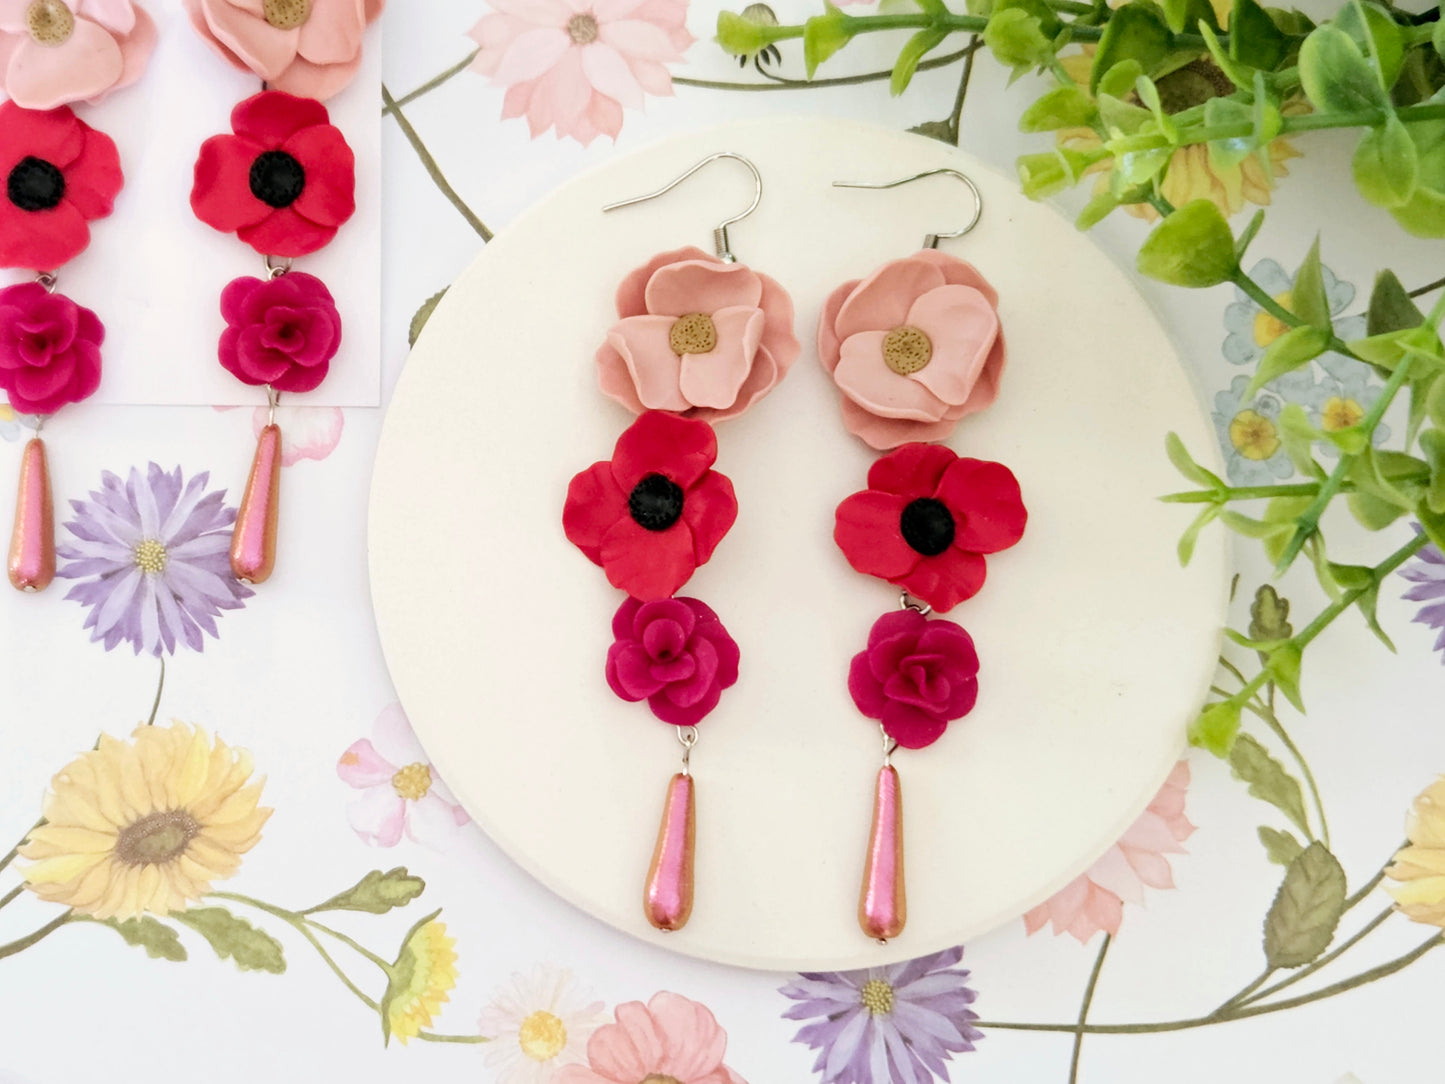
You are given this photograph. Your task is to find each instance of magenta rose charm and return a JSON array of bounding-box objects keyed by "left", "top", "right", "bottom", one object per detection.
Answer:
[
  {"left": 606, "top": 596, "right": 740, "bottom": 727},
  {"left": 0, "top": 282, "right": 104, "bottom": 415},
  {"left": 849, "top": 608, "right": 980, "bottom": 750},
  {"left": 218, "top": 272, "right": 342, "bottom": 394}
]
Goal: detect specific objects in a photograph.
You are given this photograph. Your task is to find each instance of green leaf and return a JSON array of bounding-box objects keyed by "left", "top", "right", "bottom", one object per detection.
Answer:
[
  {"left": 892, "top": 27, "right": 949, "bottom": 94},
  {"left": 100, "top": 916, "right": 188, "bottom": 962},
  {"left": 1076, "top": 190, "right": 1122, "bottom": 229},
  {"left": 1110, "top": 138, "right": 1175, "bottom": 189},
  {"left": 1278, "top": 403, "right": 1327, "bottom": 477},
  {"left": 1348, "top": 324, "right": 1445, "bottom": 374},
  {"left": 1258, "top": 825, "right": 1305, "bottom": 866},
  {"left": 803, "top": 4, "right": 853, "bottom": 77},
  {"left": 1203, "top": 97, "right": 1254, "bottom": 171},
  {"left": 1353, "top": 115, "right": 1420, "bottom": 210},
  {"left": 1223, "top": 625, "right": 1287, "bottom": 649},
  {"left": 307, "top": 867, "right": 427, "bottom": 915},
  {"left": 1019, "top": 85, "right": 1098, "bottom": 132},
  {"left": 1230, "top": 733, "right": 1310, "bottom": 835},
  {"left": 1178, "top": 504, "right": 1219, "bottom": 565},
  {"left": 1190, "top": 699, "right": 1243, "bottom": 757},
  {"left": 1246, "top": 325, "right": 1331, "bottom": 397},
  {"left": 1228, "top": 0, "right": 1288, "bottom": 70},
  {"left": 983, "top": 8, "right": 1051, "bottom": 72},
  {"left": 1366, "top": 270, "right": 1425, "bottom": 335},
  {"left": 1252, "top": 69, "right": 1283, "bottom": 147},
  {"left": 1096, "top": 58, "right": 1143, "bottom": 101},
  {"left": 408, "top": 289, "right": 447, "bottom": 348},
  {"left": 1298, "top": 25, "right": 1387, "bottom": 112},
  {"left": 1421, "top": 426, "right": 1445, "bottom": 514},
  {"left": 1097, "top": 92, "right": 1153, "bottom": 136},
  {"left": 1136, "top": 200, "right": 1238, "bottom": 288},
  {"left": 1249, "top": 583, "right": 1294, "bottom": 641},
  {"left": 1199, "top": 23, "right": 1254, "bottom": 90},
  {"left": 915, "top": 0, "right": 947, "bottom": 13},
  {"left": 1166, "top": 431, "right": 1222, "bottom": 487},
  {"left": 1090, "top": 3, "right": 1173, "bottom": 93},
  {"left": 1335, "top": 0, "right": 1405, "bottom": 91},
  {"left": 1347, "top": 486, "right": 1407, "bottom": 530},
  {"left": 1264, "top": 641, "right": 1305, "bottom": 711},
  {"left": 715, "top": 10, "right": 779, "bottom": 56},
  {"left": 1017, "top": 150, "right": 1073, "bottom": 198},
  {"left": 1262, "top": 496, "right": 1314, "bottom": 565},
  {"left": 1263, "top": 842, "right": 1347, "bottom": 968},
  {"left": 1436, "top": 9, "right": 1445, "bottom": 60},
  {"left": 1353, "top": 577, "right": 1397, "bottom": 650},
  {"left": 1134, "top": 75, "right": 1178, "bottom": 140},
  {"left": 1159, "top": 0, "right": 1221, "bottom": 34},
  {"left": 1291, "top": 237, "right": 1332, "bottom": 331},
  {"left": 1430, "top": 371, "right": 1445, "bottom": 430},
  {"left": 172, "top": 908, "right": 285, "bottom": 973}
]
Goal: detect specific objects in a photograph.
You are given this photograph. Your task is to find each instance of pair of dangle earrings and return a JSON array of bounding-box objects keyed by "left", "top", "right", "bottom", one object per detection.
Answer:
[{"left": 561, "top": 156, "right": 1027, "bottom": 943}]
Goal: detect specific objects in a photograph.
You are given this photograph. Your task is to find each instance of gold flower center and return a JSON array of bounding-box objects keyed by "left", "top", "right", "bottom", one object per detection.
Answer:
[
  {"left": 1253, "top": 290, "right": 1294, "bottom": 348},
  {"left": 1229, "top": 409, "right": 1280, "bottom": 461},
  {"left": 115, "top": 809, "right": 200, "bottom": 866},
  {"left": 882, "top": 325, "right": 932, "bottom": 375},
  {"left": 567, "top": 13, "right": 599, "bottom": 43},
  {"left": 264, "top": 0, "right": 311, "bottom": 30},
  {"left": 518, "top": 1010, "right": 568, "bottom": 1062},
  {"left": 860, "top": 978, "right": 895, "bottom": 1015},
  {"left": 25, "top": 0, "right": 74, "bottom": 46},
  {"left": 134, "top": 539, "right": 168, "bottom": 574},
  {"left": 669, "top": 313, "right": 717, "bottom": 355},
  {"left": 641, "top": 1078, "right": 684, "bottom": 1084},
  {"left": 391, "top": 762, "right": 432, "bottom": 801},
  {"left": 1321, "top": 396, "right": 1364, "bottom": 432}
]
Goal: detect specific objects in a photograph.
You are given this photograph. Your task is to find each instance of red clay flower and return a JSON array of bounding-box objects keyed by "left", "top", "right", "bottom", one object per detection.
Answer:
[
  {"left": 835, "top": 443, "right": 1026, "bottom": 613},
  {"left": 0, "top": 101, "right": 122, "bottom": 271},
  {"left": 606, "top": 596, "right": 740, "bottom": 726},
  {"left": 218, "top": 271, "right": 341, "bottom": 392},
  {"left": 849, "top": 609, "right": 979, "bottom": 749},
  {"left": 563, "top": 410, "right": 737, "bottom": 601},
  {"left": 191, "top": 90, "right": 355, "bottom": 258},
  {"left": 0, "top": 281, "right": 103, "bottom": 413}
]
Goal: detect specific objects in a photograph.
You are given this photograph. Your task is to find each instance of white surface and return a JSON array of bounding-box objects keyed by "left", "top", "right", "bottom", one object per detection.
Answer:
[
  {"left": 369, "top": 117, "right": 1232, "bottom": 971},
  {"left": 55, "top": 0, "right": 382, "bottom": 406}
]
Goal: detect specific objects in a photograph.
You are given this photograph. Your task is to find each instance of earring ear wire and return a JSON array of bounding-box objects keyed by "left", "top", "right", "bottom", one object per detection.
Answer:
[
  {"left": 833, "top": 168, "right": 984, "bottom": 249},
  {"left": 603, "top": 151, "right": 763, "bottom": 263}
]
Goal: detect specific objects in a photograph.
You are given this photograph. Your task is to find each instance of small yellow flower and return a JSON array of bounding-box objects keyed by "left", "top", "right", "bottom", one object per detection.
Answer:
[
  {"left": 19, "top": 722, "right": 270, "bottom": 920},
  {"left": 1387, "top": 777, "right": 1445, "bottom": 927},
  {"left": 1320, "top": 396, "right": 1365, "bottom": 432},
  {"left": 1252, "top": 291, "right": 1294, "bottom": 347},
  {"left": 1228, "top": 409, "right": 1280, "bottom": 461},
  {"left": 383, "top": 913, "right": 458, "bottom": 1044}
]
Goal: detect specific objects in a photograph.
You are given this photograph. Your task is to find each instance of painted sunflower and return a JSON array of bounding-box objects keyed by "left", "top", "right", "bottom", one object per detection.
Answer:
[
  {"left": 19, "top": 722, "right": 270, "bottom": 919},
  {"left": 383, "top": 913, "right": 459, "bottom": 1044}
]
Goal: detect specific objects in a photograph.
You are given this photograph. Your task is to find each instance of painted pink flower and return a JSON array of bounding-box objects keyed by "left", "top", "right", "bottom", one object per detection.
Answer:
[
  {"left": 467, "top": 0, "right": 694, "bottom": 146},
  {"left": 337, "top": 703, "right": 470, "bottom": 850},
  {"left": 184, "top": 0, "right": 384, "bottom": 101},
  {"left": 596, "top": 246, "right": 799, "bottom": 423},
  {"left": 0, "top": 0, "right": 156, "bottom": 110},
  {"left": 557, "top": 992, "right": 748, "bottom": 1084},
  {"left": 1023, "top": 761, "right": 1194, "bottom": 942},
  {"left": 818, "top": 249, "right": 1006, "bottom": 450},
  {"left": 251, "top": 403, "right": 342, "bottom": 464}
]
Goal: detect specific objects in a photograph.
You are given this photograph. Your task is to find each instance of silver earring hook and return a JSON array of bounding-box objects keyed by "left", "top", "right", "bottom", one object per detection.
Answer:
[
  {"left": 833, "top": 168, "right": 983, "bottom": 250},
  {"left": 603, "top": 152, "right": 763, "bottom": 264}
]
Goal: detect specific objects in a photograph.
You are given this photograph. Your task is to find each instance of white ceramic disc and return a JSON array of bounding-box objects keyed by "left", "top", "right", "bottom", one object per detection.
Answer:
[{"left": 368, "top": 117, "right": 1230, "bottom": 971}]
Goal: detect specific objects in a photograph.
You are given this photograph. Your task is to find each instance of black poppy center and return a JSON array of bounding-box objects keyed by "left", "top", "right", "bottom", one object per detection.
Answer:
[
  {"left": 899, "top": 498, "right": 955, "bottom": 556},
  {"left": 7, "top": 156, "right": 65, "bottom": 212},
  {"left": 628, "top": 473, "right": 685, "bottom": 531},
  {"left": 249, "top": 150, "right": 306, "bottom": 209}
]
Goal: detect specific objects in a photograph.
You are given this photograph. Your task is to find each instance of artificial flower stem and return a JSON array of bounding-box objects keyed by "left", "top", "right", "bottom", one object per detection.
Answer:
[
  {"left": 675, "top": 43, "right": 979, "bottom": 92},
  {"left": 1162, "top": 483, "right": 1333, "bottom": 503}
]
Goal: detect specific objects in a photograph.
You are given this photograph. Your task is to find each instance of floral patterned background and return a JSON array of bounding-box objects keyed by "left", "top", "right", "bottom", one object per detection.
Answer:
[{"left": 1, "top": 0, "right": 1443, "bottom": 1081}]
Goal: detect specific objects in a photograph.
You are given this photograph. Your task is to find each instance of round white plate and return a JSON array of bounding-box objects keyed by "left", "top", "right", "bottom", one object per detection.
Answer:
[{"left": 369, "top": 117, "right": 1230, "bottom": 971}]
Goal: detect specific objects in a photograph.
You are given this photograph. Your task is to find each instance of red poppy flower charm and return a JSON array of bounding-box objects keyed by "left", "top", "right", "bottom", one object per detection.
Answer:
[
  {"left": 0, "top": 101, "right": 122, "bottom": 271},
  {"left": 563, "top": 411, "right": 738, "bottom": 601},
  {"left": 191, "top": 90, "right": 356, "bottom": 258},
  {"left": 835, "top": 443, "right": 1026, "bottom": 612}
]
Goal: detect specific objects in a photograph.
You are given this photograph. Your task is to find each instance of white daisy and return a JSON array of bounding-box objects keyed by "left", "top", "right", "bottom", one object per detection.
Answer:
[{"left": 479, "top": 965, "right": 606, "bottom": 1084}]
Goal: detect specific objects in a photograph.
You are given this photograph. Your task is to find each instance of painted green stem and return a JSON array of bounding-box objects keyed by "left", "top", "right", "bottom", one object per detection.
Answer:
[
  {"left": 0, "top": 818, "right": 43, "bottom": 877},
  {"left": 1241, "top": 698, "right": 1330, "bottom": 847},
  {"left": 384, "top": 51, "right": 478, "bottom": 114},
  {"left": 675, "top": 42, "right": 979, "bottom": 91},
  {"left": 382, "top": 85, "right": 494, "bottom": 242},
  {"left": 0, "top": 884, "right": 23, "bottom": 912},
  {"left": 415, "top": 1032, "right": 491, "bottom": 1044},
  {"left": 0, "top": 911, "right": 70, "bottom": 962},
  {"left": 145, "top": 655, "right": 165, "bottom": 728},
  {"left": 1069, "top": 935, "right": 1111, "bottom": 1084},
  {"left": 1241, "top": 907, "right": 1394, "bottom": 1007},
  {"left": 306, "top": 917, "right": 394, "bottom": 971},
  {"left": 747, "top": 11, "right": 1218, "bottom": 49}
]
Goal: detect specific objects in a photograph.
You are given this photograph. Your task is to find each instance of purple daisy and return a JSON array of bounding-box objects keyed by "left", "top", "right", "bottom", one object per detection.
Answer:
[
  {"left": 57, "top": 464, "right": 252, "bottom": 656},
  {"left": 780, "top": 946, "right": 982, "bottom": 1084},
  {"left": 1401, "top": 529, "right": 1445, "bottom": 662}
]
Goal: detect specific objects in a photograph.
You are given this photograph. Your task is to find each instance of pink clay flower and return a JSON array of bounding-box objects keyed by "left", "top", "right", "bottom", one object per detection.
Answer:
[{"left": 0, "top": 0, "right": 157, "bottom": 109}]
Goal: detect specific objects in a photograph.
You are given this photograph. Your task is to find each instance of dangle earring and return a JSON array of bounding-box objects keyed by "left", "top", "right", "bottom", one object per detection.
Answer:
[
  {"left": 1, "top": 104, "right": 125, "bottom": 591},
  {"left": 561, "top": 153, "right": 800, "bottom": 931},
  {"left": 820, "top": 170, "right": 1028, "bottom": 942}
]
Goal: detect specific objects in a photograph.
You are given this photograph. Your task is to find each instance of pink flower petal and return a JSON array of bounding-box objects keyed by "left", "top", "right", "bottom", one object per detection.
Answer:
[
  {"left": 370, "top": 702, "right": 427, "bottom": 767},
  {"left": 706, "top": 343, "right": 779, "bottom": 422},
  {"left": 346, "top": 785, "right": 406, "bottom": 847},
  {"left": 833, "top": 331, "right": 949, "bottom": 422},
  {"left": 491, "top": 25, "right": 571, "bottom": 85},
  {"left": 337, "top": 737, "right": 395, "bottom": 788},
  {"left": 649, "top": 992, "right": 729, "bottom": 1080},
  {"left": 596, "top": 342, "right": 647, "bottom": 414},
  {"left": 103, "top": 4, "right": 157, "bottom": 98},
  {"left": 0, "top": 0, "right": 28, "bottom": 32},
  {"left": 1086, "top": 845, "right": 1146, "bottom": 905},
  {"left": 580, "top": 41, "right": 642, "bottom": 108},
  {"left": 834, "top": 256, "right": 945, "bottom": 341},
  {"left": 76, "top": 0, "right": 136, "bottom": 33},
  {"left": 251, "top": 404, "right": 343, "bottom": 465},
  {"left": 406, "top": 792, "right": 464, "bottom": 850},
  {"left": 296, "top": 0, "right": 365, "bottom": 65},
  {"left": 4, "top": 23, "right": 123, "bottom": 110},
  {"left": 677, "top": 306, "right": 763, "bottom": 410},
  {"left": 598, "top": 17, "right": 682, "bottom": 60},
  {"left": 905, "top": 285, "right": 1000, "bottom": 407},
  {"left": 200, "top": 0, "right": 299, "bottom": 81},
  {"left": 265, "top": 48, "right": 362, "bottom": 99},
  {"left": 614, "top": 246, "right": 713, "bottom": 318},
  {"left": 586, "top": 90, "right": 623, "bottom": 141},
  {"left": 645, "top": 261, "right": 763, "bottom": 318},
  {"left": 590, "top": 1002, "right": 664, "bottom": 1082},
  {"left": 607, "top": 316, "right": 688, "bottom": 412}
]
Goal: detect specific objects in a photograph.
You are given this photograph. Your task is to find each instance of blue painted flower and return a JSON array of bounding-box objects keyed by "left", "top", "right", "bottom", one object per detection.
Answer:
[
  {"left": 1401, "top": 530, "right": 1445, "bottom": 663},
  {"left": 780, "top": 946, "right": 981, "bottom": 1084},
  {"left": 0, "top": 403, "right": 38, "bottom": 441},
  {"left": 57, "top": 464, "right": 252, "bottom": 656},
  {"left": 1212, "top": 372, "right": 1317, "bottom": 486},
  {"left": 1304, "top": 354, "right": 1391, "bottom": 457},
  {"left": 1223, "top": 257, "right": 1366, "bottom": 368}
]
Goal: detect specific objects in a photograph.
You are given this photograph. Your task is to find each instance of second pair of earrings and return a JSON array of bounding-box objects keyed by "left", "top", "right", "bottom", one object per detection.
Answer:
[{"left": 560, "top": 153, "right": 1025, "bottom": 941}]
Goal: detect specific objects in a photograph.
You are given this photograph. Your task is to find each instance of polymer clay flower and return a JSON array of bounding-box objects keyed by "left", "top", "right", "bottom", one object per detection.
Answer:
[
  {"left": 218, "top": 271, "right": 341, "bottom": 392},
  {"left": 191, "top": 90, "right": 356, "bottom": 258},
  {"left": 597, "top": 246, "right": 800, "bottom": 423},
  {"left": 818, "top": 249, "right": 1006, "bottom": 450},
  {"left": 0, "top": 281, "right": 102, "bottom": 413},
  {"left": 606, "top": 596, "right": 740, "bottom": 726},
  {"left": 0, "top": 100, "right": 122, "bottom": 270},
  {"left": 848, "top": 609, "right": 979, "bottom": 749},
  {"left": 468, "top": 0, "right": 693, "bottom": 146},
  {"left": 835, "top": 443, "right": 1026, "bottom": 613},
  {"left": 563, "top": 410, "right": 737, "bottom": 601},
  {"left": 184, "top": 0, "right": 383, "bottom": 101},
  {"left": 0, "top": 0, "right": 157, "bottom": 109}
]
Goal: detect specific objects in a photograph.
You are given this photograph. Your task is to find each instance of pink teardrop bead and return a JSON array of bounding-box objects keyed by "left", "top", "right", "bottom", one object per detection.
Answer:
[
  {"left": 230, "top": 423, "right": 282, "bottom": 584},
  {"left": 859, "top": 765, "right": 906, "bottom": 943},
  {"left": 8, "top": 437, "right": 55, "bottom": 593},
  {"left": 644, "top": 771, "right": 696, "bottom": 932}
]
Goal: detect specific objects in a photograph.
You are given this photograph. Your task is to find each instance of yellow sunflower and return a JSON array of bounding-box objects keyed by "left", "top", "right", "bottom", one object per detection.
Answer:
[
  {"left": 1057, "top": 43, "right": 1304, "bottom": 221},
  {"left": 1387, "top": 776, "right": 1445, "bottom": 927},
  {"left": 19, "top": 722, "right": 270, "bottom": 920},
  {"left": 383, "top": 913, "right": 458, "bottom": 1044}
]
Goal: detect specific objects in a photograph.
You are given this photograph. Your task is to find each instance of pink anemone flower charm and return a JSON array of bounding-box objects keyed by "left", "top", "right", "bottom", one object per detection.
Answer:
[{"left": 0, "top": 0, "right": 157, "bottom": 110}]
